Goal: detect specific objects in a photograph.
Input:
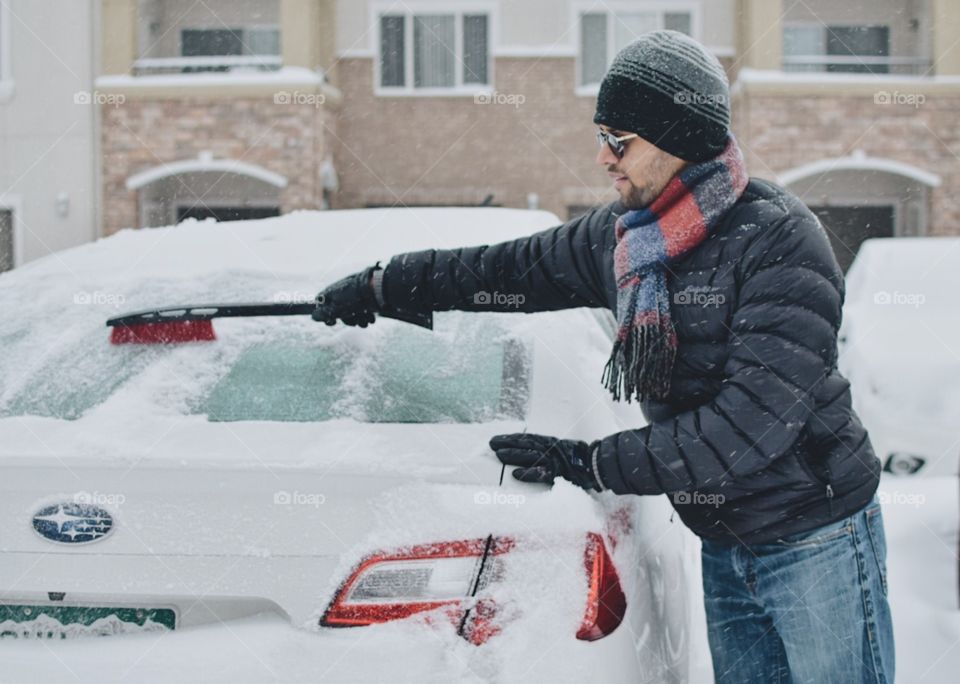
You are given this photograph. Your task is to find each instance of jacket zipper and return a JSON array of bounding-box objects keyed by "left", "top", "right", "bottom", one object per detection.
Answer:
[{"left": 825, "top": 483, "right": 835, "bottom": 516}]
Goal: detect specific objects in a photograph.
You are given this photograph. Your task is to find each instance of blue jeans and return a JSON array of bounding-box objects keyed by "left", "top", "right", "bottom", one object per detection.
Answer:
[{"left": 700, "top": 497, "right": 894, "bottom": 683}]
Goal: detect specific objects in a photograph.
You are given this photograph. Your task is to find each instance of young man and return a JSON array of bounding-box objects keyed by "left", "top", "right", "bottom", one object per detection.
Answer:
[{"left": 314, "top": 30, "right": 894, "bottom": 683}]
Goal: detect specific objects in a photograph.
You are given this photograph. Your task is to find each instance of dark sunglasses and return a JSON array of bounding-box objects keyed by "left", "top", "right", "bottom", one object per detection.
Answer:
[{"left": 596, "top": 129, "right": 639, "bottom": 158}]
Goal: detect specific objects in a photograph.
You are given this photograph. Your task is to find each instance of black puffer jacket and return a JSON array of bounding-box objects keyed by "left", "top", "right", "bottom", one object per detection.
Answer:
[{"left": 381, "top": 179, "right": 880, "bottom": 544}]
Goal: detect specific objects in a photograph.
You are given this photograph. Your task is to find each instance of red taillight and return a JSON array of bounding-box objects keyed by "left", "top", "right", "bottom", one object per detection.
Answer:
[
  {"left": 321, "top": 537, "right": 513, "bottom": 641},
  {"left": 321, "top": 533, "right": 626, "bottom": 644},
  {"left": 577, "top": 532, "right": 627, "bottom": 641}
]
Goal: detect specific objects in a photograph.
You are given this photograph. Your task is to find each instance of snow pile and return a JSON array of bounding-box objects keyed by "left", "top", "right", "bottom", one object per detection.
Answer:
[{"left": 840, "top": 237, "right": 960, "bottom": 476}]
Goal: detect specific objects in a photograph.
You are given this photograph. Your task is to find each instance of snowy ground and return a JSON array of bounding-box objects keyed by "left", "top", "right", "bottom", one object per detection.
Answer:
[{"left": 881, "top": 475, "right": 960, "bottom": 683}]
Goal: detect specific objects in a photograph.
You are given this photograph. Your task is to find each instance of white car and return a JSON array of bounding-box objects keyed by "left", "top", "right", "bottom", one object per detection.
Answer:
[
  {"left": 0, "top": 208, "right": 707, "bottom": 683},
  {"left": 840, "top": 236, "right": 960, "bottom": 478}
]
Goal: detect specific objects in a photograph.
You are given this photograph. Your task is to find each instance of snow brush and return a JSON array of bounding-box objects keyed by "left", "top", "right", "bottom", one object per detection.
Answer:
[{"left": 106, "top": 301, "right": 433, "bottom": 345}]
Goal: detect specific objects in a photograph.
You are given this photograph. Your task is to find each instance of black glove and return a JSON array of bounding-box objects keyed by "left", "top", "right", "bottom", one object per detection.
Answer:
[
  {"left": 312, "top": 263, "right": 382, "bottom": 327},
  {"left": 489, "top": 433, "right": 603, "bottom": 492}
]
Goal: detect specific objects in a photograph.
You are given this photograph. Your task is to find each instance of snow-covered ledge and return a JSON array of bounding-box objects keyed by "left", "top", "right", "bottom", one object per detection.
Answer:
[
  {"left": 95, "top": 66, "right": 342, "bottom": 104},
  {"left": 731, "top": 68, "right": 960, "bottom": 98}
]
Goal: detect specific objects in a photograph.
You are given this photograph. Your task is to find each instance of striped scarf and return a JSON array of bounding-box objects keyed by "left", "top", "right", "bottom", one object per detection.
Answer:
[{"left": 602, "top": 135, "right": 748, "bottom": 403}]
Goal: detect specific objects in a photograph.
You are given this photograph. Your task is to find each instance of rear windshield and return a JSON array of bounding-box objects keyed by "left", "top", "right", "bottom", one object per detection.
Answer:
[{"left": 0, "top": 313, "right": 531, "bottom": 424}]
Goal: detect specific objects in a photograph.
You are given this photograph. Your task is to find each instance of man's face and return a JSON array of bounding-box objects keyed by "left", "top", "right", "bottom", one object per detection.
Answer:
[{"left": 596, "top": 125, "right": 688, "bottom": 210}]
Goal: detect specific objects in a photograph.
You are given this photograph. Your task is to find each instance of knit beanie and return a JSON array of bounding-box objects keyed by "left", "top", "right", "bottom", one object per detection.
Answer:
[{"left": 593, "top": 30, "right": 730, "bottom": 162}]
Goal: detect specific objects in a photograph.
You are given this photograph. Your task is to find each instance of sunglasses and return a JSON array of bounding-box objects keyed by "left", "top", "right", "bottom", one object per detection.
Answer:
[{"left": 596, "top": 129, "right": 638, "bottom": 158}]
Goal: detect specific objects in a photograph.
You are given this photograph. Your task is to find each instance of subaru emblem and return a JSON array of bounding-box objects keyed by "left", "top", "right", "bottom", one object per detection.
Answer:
[{"left": 32, "top": 503, "right": 114, "bottom": 544}]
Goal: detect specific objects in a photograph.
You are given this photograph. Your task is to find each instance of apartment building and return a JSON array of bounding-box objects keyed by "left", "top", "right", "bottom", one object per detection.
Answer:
[
  {"left": 0, "top": 0, "right": 99, "bottom": 271},
  {"left": 94, "top": 0, "right": 960, "bottom": 270}
]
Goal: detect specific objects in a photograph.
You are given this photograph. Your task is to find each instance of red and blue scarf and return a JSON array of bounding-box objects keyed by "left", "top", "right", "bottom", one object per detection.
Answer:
[{"left": 602, "top": 135, "right": 748, "bottom": 403}]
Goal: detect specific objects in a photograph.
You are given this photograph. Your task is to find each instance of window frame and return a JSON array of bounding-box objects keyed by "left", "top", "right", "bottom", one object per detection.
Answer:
[
  {"left": 373, "top": 1, "right": 496, "bottom": 97},
  {"left": 782, "top": 20, "right": 897, "bottom": 74},
  {"left": 159, "top": 24, "right": 283, "bottom": 73},
  {"left": 0, "top": 196, "right": 23, "bottom": 272},
  {"left": 574, "top": 1, "right": 702, "bottom": 95},
  {"left": 0, "top": 1, "right": 13, "bottom": 103}
]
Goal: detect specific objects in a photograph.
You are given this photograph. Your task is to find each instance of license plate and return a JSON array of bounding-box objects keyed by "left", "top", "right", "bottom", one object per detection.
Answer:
[{"left": 0, "top": 604, "right": 176, "bottom": 639}]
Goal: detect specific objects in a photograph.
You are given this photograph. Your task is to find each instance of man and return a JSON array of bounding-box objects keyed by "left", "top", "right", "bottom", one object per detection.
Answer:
[{"left": 314, "top": 30, "right": 894, "bottom": 683}]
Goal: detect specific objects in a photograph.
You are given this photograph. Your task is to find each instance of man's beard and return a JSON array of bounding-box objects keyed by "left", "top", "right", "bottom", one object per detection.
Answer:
[{"left": 619, "top": 181, "right": 654, "bottom": 210}]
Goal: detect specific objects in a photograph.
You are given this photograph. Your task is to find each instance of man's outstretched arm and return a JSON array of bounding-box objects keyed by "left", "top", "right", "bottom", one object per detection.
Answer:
[{"left": 314, "top": 204, "right": 617, "bottom": 325}]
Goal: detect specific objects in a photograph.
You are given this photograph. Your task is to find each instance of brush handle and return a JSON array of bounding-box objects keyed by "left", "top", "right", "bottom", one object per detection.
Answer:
[
  {"left": 107, "top": 302, "right": 433, "bottom": 330},
  {"left": 106, "top": 303, "right": 314, "bottom": 326}
]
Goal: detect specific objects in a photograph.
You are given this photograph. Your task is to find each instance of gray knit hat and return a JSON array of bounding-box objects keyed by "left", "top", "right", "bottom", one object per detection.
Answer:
[{"left": 593, "top": 30, "right": 730, "bottom": 162}]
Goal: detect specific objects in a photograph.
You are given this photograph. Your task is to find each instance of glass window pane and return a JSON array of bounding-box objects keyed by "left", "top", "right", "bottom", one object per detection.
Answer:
[
  {"left": 0, "top": 210, "right": 13, "bottom": 273},
  {"left": 463, "top": 14, "right": 488, "bottom": 84},
  {"left": 664, "top": 12, "right": 692, "bottom": 35},
  {"left": 245, "top": 27, "right": 280, "bottom": 56},
  {"left": 380, "top": 15, "right": 405, "bottom": 87},
  {"left": 784, "top": 25, "right": 824, "bottom": 56},
  {"left": 783, "top": 25, "right": 825, "bottom": 72},
  {"left": 414, "top": 14, "right": 455, "bottom": 88},
  {"left": 827, "top": 25, "right": 890, "bottom": 74},
  {"left": 580, "top": 13, "right": 607, "bottom": 86},
  {"left": 201, "top": 316, "right": 530, "bottom": 423},
  {"left": 614, "top": 12, "right": 657, "bottom": 53},
  {"left": 181, "top": 29, "right": 244, "bottom": 57}
]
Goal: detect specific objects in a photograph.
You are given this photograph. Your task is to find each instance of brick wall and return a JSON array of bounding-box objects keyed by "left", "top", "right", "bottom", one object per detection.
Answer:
[
  {"left": 733, "top": 91, "right": 960, "bottom": 236},
  {"left": 334, "top": 57, "right": 618, "bottom": 219},
  {"left": 101, "top": 96, "right": 333, "bottom": 235}
]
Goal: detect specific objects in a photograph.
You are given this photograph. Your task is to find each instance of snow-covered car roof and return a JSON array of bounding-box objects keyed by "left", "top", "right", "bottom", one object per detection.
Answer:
[{"left": 8, "top": 207, "right": 563, "bottom": 280}]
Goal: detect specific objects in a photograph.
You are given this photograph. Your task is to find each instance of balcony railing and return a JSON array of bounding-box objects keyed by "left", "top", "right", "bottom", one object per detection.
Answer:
[
  {"left": 782, "top": 54, "right": 933, "bottom": 76},
  {"left": 133, "top": 55, "right": 282, "bottom": 76}
]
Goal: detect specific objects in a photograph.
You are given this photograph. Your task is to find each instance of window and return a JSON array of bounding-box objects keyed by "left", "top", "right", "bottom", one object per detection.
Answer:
[
  {"left": 202, "top": 317, "right": 529, "bottom": 423},
  {"left": 178, "top": 26, "right": 280, "bottom": 72},
  {"left": 783, "top": 24, "right": 892, "bottom": 74},
  {"left": 0, "top": 209, "right": 13, "bottom": 273},
  {"left": 579, "top": 5, "right": 697, "bottom": 88},
  {"left": 0, "top": 313, "right": 530, "bottom": 423},
  {"left": 378, "top": 8, "right": 490, "bottom": 92}
]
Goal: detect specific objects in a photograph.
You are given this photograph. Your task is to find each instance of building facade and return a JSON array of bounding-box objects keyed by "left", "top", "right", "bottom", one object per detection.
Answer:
[
  {"left": 0, "top": 0, "right": 99, "bottom": 272},
  {"left": 93, "top": 0, "right": 960, "bottom": 270}
]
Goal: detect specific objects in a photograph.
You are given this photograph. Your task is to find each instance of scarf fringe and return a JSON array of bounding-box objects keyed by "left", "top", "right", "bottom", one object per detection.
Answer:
[{"left": 602, "top": 316, "right": 677, "bottom": 403}]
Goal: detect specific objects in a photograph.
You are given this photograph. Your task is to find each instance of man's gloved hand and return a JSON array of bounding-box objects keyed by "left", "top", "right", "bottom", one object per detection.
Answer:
[
  {"left": 312, "top": 262, "right": 382, "bottom": 327},
  {"left": 489, "top": 433, "right": 603, "bottom": 492}
]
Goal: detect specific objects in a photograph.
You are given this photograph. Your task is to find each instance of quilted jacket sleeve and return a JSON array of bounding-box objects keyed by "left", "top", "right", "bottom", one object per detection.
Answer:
[{"left": 380, "top": 205, "right": 616, "bottom": 314}]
